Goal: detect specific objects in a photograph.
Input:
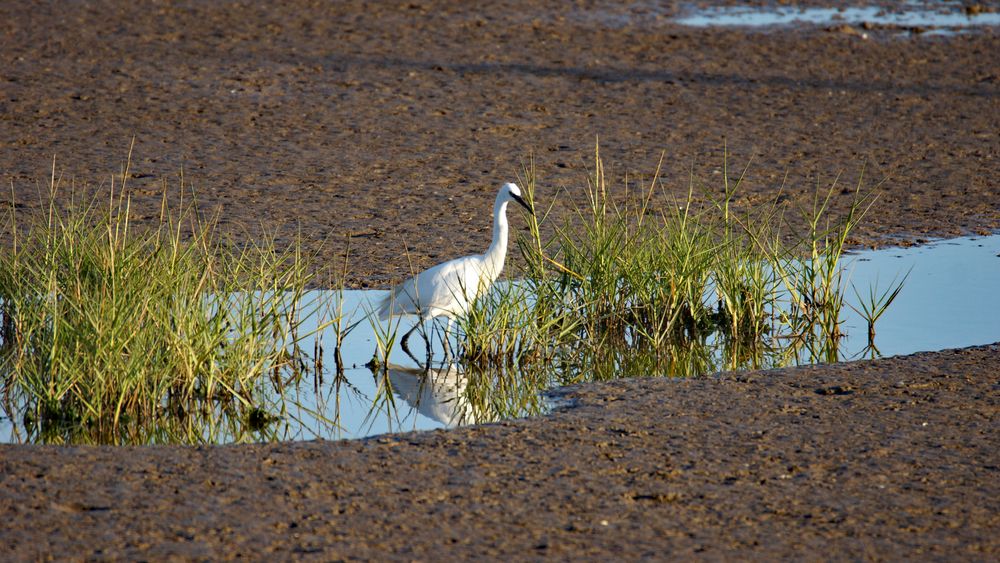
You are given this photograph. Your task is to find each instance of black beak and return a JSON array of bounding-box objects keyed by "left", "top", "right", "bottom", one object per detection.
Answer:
[{"left": 511, "top": 193, "right": 534, "bottom": 216}]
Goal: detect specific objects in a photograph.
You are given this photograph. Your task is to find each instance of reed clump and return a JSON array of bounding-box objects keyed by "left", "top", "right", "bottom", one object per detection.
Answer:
[
  {"left": 457, "top": 143, "right": 884, "bottom": 377},
  {"left": 0, "top": 163, "right": 323, "bottom": 444}
]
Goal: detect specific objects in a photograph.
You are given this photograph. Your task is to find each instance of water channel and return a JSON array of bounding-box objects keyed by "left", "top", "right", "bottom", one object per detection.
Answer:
[{"left": 2, "top": 235, "right": 998, "bottom": 444}]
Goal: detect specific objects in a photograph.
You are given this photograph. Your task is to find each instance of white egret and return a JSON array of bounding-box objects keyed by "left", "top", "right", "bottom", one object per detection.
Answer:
[{"left": 377, "top": 182, "right": 533, "bottom": 363}]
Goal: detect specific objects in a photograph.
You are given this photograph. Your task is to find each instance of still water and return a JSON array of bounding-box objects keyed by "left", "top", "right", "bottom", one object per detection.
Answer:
[
  {"left": 674, "top": 2, "right": 1000, "bottom": 32},
  {"left": 2, "top": 235, "right": 998, "bottom": 444}
]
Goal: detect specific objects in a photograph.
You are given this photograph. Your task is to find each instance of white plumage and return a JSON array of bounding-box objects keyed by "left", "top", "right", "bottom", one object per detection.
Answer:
[{"left": 377, "top": 182, "right": 532, "bottom": 361}]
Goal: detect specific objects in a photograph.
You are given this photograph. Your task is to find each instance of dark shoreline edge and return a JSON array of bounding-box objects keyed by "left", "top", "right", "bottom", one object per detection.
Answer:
[{"left": 2, "top": 343, "right": 997, "bottom": 559}]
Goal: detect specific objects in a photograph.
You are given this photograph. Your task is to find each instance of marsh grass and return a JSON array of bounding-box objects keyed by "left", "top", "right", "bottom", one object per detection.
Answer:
[
  {"left": 772, "top": 174, "right": 876, "bottom": 341},
  {"left": 0, "top": 160, "right": 326, "bottom": 444},
  {"left": 1, "top": 144, "right": 904, "bottom": 444},
  {"left": 318, "top": 235, "right": 358, "bottom": 379},
  {"left": 455, "top": 143, "right": 893, "bottom": 385},
  {"left": 849, "top": 268, "right": 911, "bottom": 347}
]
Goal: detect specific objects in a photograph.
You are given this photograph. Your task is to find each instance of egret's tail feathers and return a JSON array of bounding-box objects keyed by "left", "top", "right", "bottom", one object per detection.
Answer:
[
  {"left": 376, "top": 293, "right": 393, "bottom": 321},
  {"left": 379, "top": 278, "right": 420, "bottom": 320}
]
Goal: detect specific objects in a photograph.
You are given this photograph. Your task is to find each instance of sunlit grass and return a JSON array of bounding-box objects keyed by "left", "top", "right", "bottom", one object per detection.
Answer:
[
  {"left": 456, "top": 141, "right": 894, "bottom": 386},
  {"left": 849, "top": 268, "right": 911, "bottom": 348},
  {"left": 0, "top": 143, "right": 906, "bottom": 445},
  {"left": 0, "top": 157, "right": 326, "bottom": 444}
]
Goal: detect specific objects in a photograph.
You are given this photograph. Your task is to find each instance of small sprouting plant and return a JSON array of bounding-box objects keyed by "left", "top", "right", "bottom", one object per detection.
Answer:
[{"left": 849, "top": 268, "right": 911, "bottom": 346}]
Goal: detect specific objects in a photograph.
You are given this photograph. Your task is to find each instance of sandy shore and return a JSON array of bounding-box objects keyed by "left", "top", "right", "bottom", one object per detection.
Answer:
[
  {"left": 2, "top": 345, "right": 997, "bottom": 559},
  {"left": 2, "top": 1, "right": 999, "bottom": 286},
  {"left": 1, "top": 1, "right": 998, "bottom": 559}
]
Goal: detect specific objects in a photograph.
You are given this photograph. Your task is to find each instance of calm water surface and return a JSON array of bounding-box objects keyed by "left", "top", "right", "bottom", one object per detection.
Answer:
[
  {"left": 675, "top": 2, "right": 1000, "bottom": 31},
  {"left": 2, "top": 235, "right": 998, "bottom": 444}
]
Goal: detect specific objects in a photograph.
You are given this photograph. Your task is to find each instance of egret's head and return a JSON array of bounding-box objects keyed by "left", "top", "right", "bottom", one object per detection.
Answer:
[{"left": 502, "top": 182, "right": 534, "bottom": 216}]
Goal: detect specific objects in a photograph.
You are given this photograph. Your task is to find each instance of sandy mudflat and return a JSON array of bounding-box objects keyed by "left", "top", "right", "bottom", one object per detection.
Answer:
[
  {"left": 0, "top": 0, "right": 998, "bottom": 559},
  {"left": 2, "top": 345, "right": 997, "bottom": 559}
]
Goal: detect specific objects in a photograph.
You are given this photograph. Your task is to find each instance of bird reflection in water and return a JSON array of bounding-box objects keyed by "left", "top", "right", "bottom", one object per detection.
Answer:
[{"left": 386, "top": 364, "right": 481, "bottom": 428}]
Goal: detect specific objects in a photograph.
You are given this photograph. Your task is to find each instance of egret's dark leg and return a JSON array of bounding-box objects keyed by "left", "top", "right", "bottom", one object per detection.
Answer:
[
  {"left": 443, "top": 318, "right": 455, "bottom": 361},
  {"left": 400, "top": 322, "right": 423, "bottom": 366},
  {"left": 423, "top": 319, "right": 433, "bottom": 368}
]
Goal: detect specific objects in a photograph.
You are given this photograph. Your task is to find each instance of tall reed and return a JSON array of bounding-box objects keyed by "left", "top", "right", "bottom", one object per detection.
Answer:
[
  {"left": 0, "top": 160, "right": 324, "bottom": 444},
  {"left": 458, "top": 142, "right": 891, "bottom": 383}
]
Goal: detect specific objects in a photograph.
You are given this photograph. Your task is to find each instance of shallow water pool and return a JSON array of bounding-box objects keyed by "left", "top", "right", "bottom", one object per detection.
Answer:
[
  {"left": 674, "top": 3, "right": 1000, "bottom": 33},
  {"left": 2, "top": 235, "right": 998, "bottom": 444}
]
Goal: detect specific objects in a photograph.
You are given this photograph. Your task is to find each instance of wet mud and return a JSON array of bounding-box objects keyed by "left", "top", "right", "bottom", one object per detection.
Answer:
[
  {"left": 1, "top": 0, "right": 998, "bottom": 559},
  {"left": 2, "top": 1, "right": 999, "bottom": 286},
  {"left": 2, "top": 345, "right": 997, "bottom": 559}
]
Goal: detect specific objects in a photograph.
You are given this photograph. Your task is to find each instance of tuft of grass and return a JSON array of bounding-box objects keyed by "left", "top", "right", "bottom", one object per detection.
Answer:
[
  {"left": 0, "top": 159, "right": 325, "bottom": 445},
  {"left": 709, "top": 153, "right": 783, "bottom": 343},
  {"left": 458, "top": 141, "right": 899, "bottom": 382},
  {"left": 458, "top": 280, "right": 536, "bottom": 365},
  {"left": 849, "top": 268, "right": 911, "bottom": 346},
  {"left": 363, "top": 295, "right": 401, "bottom": 375}
]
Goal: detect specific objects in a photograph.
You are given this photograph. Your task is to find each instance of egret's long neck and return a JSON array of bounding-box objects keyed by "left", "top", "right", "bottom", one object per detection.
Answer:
[{"left": 483, "top": 197, "right": 509, "bottom": 280}]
